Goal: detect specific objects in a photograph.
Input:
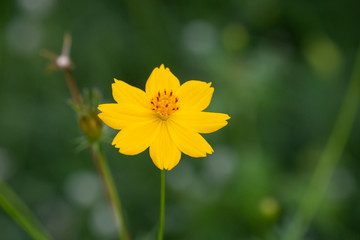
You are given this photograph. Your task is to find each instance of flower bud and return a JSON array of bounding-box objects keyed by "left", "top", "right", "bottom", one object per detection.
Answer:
[{"left": 79, "top": 109, "right": 103, "bottom": 142}]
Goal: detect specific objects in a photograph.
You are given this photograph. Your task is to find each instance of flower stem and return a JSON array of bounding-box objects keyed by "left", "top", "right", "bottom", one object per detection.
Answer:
[
  {"left": 90, "top": 143, "right": 131, "bottom": 240},
  {"left": 63, "top": 69, "right": 83, "bottom": 107},
  {"left": 158, "top": 170, "right": 166, "bottom": 240},
  {"left": 60, "top": 63, "right": 130, "bottom": 240},
  {"left": 282, "top": 44, "right": 360, "bottom": 240},
  {"left": 0, "top": 180, "right": 54, "bottom": 240},
  {"left": 44, "top": 34, "right": 130, "bottom": 239}
]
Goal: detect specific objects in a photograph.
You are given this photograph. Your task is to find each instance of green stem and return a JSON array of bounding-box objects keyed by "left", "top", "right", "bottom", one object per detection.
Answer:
[
  {"left": 60, "top": 62, "right": 130, "bottom": 239},
  {"left": 158, "top": 170, "right": 166, "bottom": 240},
  {"left": 282, "top": 44, "right": 360, "bottom": 240},
  {"left": 0, "top": 180, "right": 54, "bottom": 240},
  {"left": 90, "top": 143, "right": 131, "bottom": 240}
]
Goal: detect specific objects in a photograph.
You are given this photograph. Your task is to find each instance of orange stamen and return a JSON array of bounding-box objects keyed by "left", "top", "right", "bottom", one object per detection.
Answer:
[{"left": 150, "top": 90, "right": 180, "bottom": 119}]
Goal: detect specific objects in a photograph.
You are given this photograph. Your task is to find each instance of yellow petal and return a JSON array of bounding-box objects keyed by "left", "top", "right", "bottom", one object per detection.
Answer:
[
  {"left": 167, "top": 119, "right": 213, "bottom": 158},
  {"left": 98, "top": 103, "right": 155, "bottom": 130},
  {"left": 175, "top": 80, "right": 214, "bottom": 111},
  {"left": 112, "top": 79, "right": 149, "bottom": 108},
  {"left": 171, "top": 111, "right": 230, "bottom": 133},
  {"left": 112, "top": 118, "right": 162, "bottom": 155},
  {"left": 149, "top": 121, "right": 181, "bottom": 170},
  {"left": 145, "top": 64, "right": 180, "bottom": 97}
]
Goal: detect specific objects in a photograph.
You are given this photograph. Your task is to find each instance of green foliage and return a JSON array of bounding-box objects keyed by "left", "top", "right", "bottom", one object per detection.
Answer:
[{"left": 1, "top": 0, "right": 360, "bottom": 239}]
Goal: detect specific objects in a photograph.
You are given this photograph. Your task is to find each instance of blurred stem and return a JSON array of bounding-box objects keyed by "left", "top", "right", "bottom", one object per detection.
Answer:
[
  {"left": 90, "top": 143, "right": 131, "bottom": 240},
  {"left": 0, "top": 180, "right": 54, "bottom": 240},
  {"left": 61, "top": 69, "right": 130, "bottom": 240},
  {"left": 283, "top": 45, "right": 360, "bottom": 240},
  {"left": 158, "top": 170, "right": 165, "bottom": 240},
  {"left": 63, "top": 69, "right": 83, "bottom": 107}
]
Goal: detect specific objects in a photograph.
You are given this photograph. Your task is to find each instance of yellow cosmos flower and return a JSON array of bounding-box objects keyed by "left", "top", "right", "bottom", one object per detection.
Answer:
[{"left": 98, "top": 64, "right": 230, "bottom": 170}]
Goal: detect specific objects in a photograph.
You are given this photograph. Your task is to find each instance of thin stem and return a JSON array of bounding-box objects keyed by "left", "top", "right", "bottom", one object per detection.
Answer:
[
  {"left": 158, "top": 170, "right": 166, "bottom": 240},
  {"left": 55, "top": 38, "right": 130, "bottom": 239},
  {"left": 63, "top": 69, "right": 83, "bottom": 107},
  {"left": 0, "top": 180, "right": 54, "bottom": 240},
  {"left": 282, "top": 44, "right": 360, "bottom": 240},
  {"left": 90, "top": 143, "right": 131, "bottom": 240},
  {"left": 60, "top": 58, "right": 130, "bottom": 240}
]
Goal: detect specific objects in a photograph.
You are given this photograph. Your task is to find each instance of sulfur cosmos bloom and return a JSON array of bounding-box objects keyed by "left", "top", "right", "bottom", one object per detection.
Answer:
[{"left": 98, "top": 64, "right": 230, "bottom": 170}]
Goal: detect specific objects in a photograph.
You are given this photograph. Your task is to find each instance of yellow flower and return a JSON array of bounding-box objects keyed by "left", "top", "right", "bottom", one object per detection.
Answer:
[{"left": 98, "top": 64, "right": 230, "bottom": 170}]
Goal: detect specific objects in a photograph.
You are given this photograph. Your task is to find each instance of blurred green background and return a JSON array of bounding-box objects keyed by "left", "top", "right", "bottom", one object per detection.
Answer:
[{"left": 1, "top": 0, "right": 360, "bottom": 239}]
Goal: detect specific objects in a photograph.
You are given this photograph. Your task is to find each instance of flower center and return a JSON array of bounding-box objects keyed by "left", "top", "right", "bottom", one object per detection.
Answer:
[{"left": 150, "top": 90, "right": 179, "bottom": 119}]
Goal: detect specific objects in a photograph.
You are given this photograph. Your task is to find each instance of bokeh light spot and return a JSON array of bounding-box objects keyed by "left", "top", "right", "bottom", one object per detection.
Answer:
[
  {"left": 90, "top": 202, "right": 118, "bottom": 238},
  {"left": 17, "top": 0, "right": 56, "bottom": 18},
  {"left": 222, "top": 23, "right": 249, "bottom": 52},
  {"left": 64, "top": 170, "right": 101, "bottom": 207},
  {"left": 182, "top": 20, "right": 217, "bottom": 55},
  {"left": 303, "top": 35, "right": 343, "bottom": 78},
  {"left": 259, "top": 196, "right": 280, "bottom": 219},
  {"left": 203, "top": 145, "right": 236, "bottom": 186},
  {"left": 6, "top": 17, "right": 43, "bottom": 55}
]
